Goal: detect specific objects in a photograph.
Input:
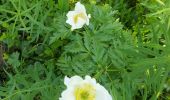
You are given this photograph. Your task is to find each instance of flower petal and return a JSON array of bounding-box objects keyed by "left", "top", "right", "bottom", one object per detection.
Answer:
[
  {"left": 95, "top": 84, "right": 112, "bottom": 100},
  {"left": 75, "top": 17, "right": 86, "bottom": 28},
  {"left": 84, "top": 75, "right": 96, "bottom": 85},
  {"left": 85, "top": 14, "right": 91, "bottom": 25},
  {"left": 60, "top": 87, "right": 75, "bottom": 100},
  {"left": 64, "top": 75, "right": 83, "bottom": 87},
  {"left": 75, "top": 2, "right": 86, "bottom": 13},
  {"left": 66, "top": 11, "right": 77, "bottom": 25}
]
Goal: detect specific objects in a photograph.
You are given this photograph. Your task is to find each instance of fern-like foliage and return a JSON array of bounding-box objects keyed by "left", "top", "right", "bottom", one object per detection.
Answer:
[{"left": 0, "top": 0, "right": 170, "bottom": 100}]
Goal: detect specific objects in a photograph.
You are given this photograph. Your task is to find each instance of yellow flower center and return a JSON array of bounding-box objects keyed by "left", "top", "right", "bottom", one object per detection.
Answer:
[
  {"left": 73, "top": 13, "right": 86, "bottom": 24},
  {"left": 74, "top": 84, "right": 96, "bottom": 100}
]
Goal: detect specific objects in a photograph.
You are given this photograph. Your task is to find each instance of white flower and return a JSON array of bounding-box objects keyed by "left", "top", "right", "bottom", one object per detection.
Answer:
[
  {"left": 59, "top": 75, "right": 112, "bottom": 100},
  {"left": 66, "top": 2, "right": 91, "bottom": 31}
]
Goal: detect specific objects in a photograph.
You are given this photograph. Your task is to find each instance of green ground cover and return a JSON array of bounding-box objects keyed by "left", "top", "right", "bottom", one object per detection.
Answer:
[{"left": 0, "top": 0, "right": 170, "bottom": 99}]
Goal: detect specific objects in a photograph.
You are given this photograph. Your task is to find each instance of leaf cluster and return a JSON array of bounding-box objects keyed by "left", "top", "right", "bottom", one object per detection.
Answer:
[{"left": 0, "top": 0, "right": 170, "bottom": 100}]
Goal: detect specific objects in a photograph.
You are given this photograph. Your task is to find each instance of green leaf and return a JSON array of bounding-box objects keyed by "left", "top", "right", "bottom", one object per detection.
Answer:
[{"left": 7, "top": 52, "right": 20, "bottom": 68}]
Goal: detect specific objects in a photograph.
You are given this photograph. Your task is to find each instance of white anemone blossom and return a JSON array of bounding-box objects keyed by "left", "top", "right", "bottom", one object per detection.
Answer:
[
  {"left": 59, "top": 75, "right": 112, "bottom": 100},
  {"left": 66, "top": 2, "right": 91, "bottom": 31}
]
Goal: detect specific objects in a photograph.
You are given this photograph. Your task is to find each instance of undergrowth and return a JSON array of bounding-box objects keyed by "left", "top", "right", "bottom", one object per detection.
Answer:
[{"left": 0, "top": 0, "right": 170, "bottom": 100}]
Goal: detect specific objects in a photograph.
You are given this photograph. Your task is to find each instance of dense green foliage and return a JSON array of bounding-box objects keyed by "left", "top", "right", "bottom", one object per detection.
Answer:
[{"left": 0, "top": 0, "right": 170, "bottom": 99}]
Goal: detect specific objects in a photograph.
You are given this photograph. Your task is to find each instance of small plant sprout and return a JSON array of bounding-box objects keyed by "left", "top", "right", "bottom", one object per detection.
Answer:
[
  {"left": 59, "top": 75, "right": 112, "bottom": 100},
  {"left": 66, "top": 2, "right": 91, "bottom": 31}
]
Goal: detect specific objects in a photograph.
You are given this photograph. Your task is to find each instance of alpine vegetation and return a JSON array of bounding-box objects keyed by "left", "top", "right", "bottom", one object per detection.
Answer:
[
  {"left": 59, "top": 75, "right": 112, "bottom": 100},
  {"left": 0, "top": 0, "right": 170, "bottom": 100}
]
